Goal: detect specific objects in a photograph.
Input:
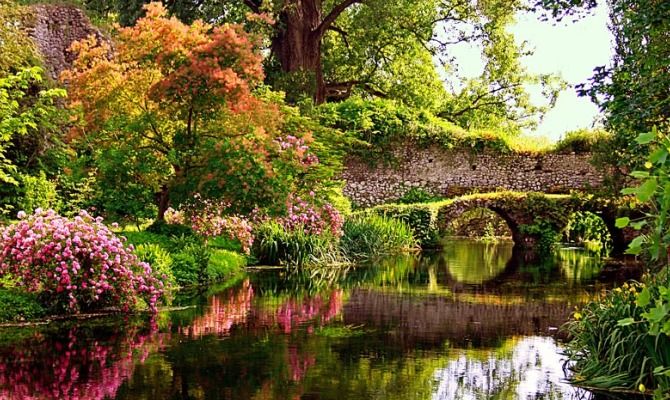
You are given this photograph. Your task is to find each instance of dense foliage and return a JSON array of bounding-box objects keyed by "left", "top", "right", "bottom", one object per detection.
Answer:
[
  {"left": 63, "top": 3, "right": 325, "bottom": 220},
  {"left": 577, "top": 0, "right": 670, "bottom": 187},
  {"left": 567, "top": 130, "right": 670, "bottom": 397},
  {"left": 78, "top": 0, "right": 563, "bottom": 132}
]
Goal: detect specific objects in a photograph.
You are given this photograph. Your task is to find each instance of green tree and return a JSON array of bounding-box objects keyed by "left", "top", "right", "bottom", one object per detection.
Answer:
[
  {"left": 64, "top": 3, "right": 330, "bottom": 220},
  {"left": 0, "top": 1, "right": 40, "bottom": 74},
  {"left": 81, "top": 0, "right": 561, "bottom": 129},
  {"left": 538, "top": 0, "right": 670, "bottom": 186},
  {"left": 0, "top": 67, "right": 66, "bottom": 184}
]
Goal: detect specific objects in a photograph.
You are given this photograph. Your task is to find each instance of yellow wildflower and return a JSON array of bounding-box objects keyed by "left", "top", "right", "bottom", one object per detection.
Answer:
[
  {"left": 574, "top": 312, "right": 582, "bottom": 321},
  {"left": 639, "top": 383, "right": 646, "bottom": 392},
  {"left": 645, "top": 161, "right": 653, "bottom": 169}
]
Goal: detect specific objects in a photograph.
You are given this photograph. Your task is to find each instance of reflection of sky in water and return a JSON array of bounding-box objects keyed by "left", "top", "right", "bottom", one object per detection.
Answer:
[{"left": 433, "top": 337, "right": 587, "bottom": 400}]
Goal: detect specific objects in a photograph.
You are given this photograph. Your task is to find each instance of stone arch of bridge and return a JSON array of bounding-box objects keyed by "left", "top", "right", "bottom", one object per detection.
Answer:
[
  {"left": 436, "top": 201, "right": 527, "bottom": 247},
  {"left": 435, "top": 194, "right": 633, "bottom": 253}
]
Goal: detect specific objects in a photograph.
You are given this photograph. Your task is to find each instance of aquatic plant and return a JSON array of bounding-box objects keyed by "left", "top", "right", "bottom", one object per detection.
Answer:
[
  {"left": 252, "top": 221, "right": 341, "bottom": 266},
  {"left": 340, "top": 214, "right": 417, "bottom": 259},
  {"left": 564, "top": 281, "right": 670, "bottom": 396},
  {"left": 0, "top": 209, "right": 165, "bottom": 312}
]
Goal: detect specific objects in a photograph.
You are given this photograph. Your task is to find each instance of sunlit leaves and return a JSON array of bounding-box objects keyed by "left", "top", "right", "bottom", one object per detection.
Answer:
[{"left": 0, "top": 67, "right": 67, "bottom": 184}]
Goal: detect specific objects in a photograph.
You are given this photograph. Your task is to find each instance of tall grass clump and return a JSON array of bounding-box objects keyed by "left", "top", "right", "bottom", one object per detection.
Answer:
[
  {"left": 564, "top": 281, "right": 670, "bottom": 396},
  {"left": 252, "top": 221, "right": 341, "bottom": 266},
  {"left": 340, "top": 214, "right": 417, "bottom": 260}
]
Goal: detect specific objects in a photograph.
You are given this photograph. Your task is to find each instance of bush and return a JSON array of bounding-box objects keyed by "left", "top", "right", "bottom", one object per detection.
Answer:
[
  {"left": 0, "top": 209, "right": 165, "bottom": 313},
  {"left": 252, "top": 221, "right": 340, "bottom": 266},
  {"left": 207, "top": 249, "right": 247, "bottom": 281},
  {"left": 145, "top": 220, "right": 195, "bottom": 238},
  {"left": 340, "top": 214, "right": 417, "bottom": 260},
  {"left": 17, "top": 172, "right": 58, "bottom": 214},
  {"left": 396, "top": 187, "right": 443, "bottom": 204},
  {"left": 554, "top": 128, "right": 611, "bottom": 154},
  {"left": 120, "top": 230, "right": 173, "bottom": 250},
  {"left": 171, "top": 243, "right": 210, "bottom": 286},
  {"left": 368, "top": 203, "right": 440, "bottom": 247},
  {"left": 134, "top": 243, "right": 176, "bottom": 293},
  {"left": 0, "top": 289, "right": 46, "bottom": 322}
]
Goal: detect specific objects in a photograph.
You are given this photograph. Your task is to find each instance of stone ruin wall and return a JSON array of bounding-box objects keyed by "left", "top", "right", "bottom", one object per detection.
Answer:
[
  {"left": 343, "top": 144, "right": 604, "bottom": 208},
  {"left": 24, "top": 4, "right": 106, "bottom": 81}
]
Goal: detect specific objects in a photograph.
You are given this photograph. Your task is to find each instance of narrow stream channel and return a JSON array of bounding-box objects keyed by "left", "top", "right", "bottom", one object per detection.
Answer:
[{"left": 0, "top": 239, "right": 641, "bottom": 399}]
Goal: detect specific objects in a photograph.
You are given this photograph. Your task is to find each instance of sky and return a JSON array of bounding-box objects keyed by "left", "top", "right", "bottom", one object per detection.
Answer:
[{"left": 444, "top": 3, "right": 614, "bottom": 141}]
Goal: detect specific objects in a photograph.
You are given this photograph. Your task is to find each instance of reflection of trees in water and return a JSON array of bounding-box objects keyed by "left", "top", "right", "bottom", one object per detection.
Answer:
[
  {"left": 176, "top": 279, "right": 344, "bottom": 337},
  {"left": 555, "top": 248, "right": 603, "bottom": 283},
  {"left": 0, "top": 320, "right": 168, "bottom": 400},
  {"left": 433, "top": 337, "right": 590, "bottom": 400},
  {"left": 178, "top": 279, "right": 254, "bottom": 338},
  {"left": 441, "top": 240, "right": 514, "bottom": 284}
]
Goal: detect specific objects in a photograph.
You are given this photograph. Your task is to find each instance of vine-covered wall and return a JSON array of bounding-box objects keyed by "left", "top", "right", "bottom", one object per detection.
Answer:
[{"left": 343, "top": 144, "right": 603, "bottom": 207}]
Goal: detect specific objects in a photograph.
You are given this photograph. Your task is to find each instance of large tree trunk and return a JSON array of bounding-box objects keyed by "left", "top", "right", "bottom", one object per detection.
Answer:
[
  {"left": 271, "top": 0, "right": 326, "bottom": 103},
  {"left": 155, "top": 184, "right": 170, "bottom": 222}
]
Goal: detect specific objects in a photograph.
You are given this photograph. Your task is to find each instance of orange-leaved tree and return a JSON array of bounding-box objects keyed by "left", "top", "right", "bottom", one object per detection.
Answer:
[{"left": 62, "top": 3, "right": 316, "bottom": 220}]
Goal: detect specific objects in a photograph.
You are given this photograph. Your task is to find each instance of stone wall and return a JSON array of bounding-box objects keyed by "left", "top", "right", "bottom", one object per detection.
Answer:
[
  {"left": 343, "top": 144, "right": 604, "bottom": 207},
  {"left": 25, "top": 5, "right": 106, "bottom": 81}
]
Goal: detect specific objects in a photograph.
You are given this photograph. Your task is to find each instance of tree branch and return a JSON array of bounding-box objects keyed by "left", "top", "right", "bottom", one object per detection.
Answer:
[
  {"left": 314, "top": 0, "right": 362, "bottom": 39},
  {"left": 241, "top": 0, "right": 262, "bottom": 13},
  {"left": 327, "top": 25, "right": 350, "bottom": 48}
]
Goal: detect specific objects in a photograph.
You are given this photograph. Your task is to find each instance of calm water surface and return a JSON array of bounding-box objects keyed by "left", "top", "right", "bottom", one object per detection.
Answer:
[{"left": 0, "top": 239, "right": 640, "bottom": 400}]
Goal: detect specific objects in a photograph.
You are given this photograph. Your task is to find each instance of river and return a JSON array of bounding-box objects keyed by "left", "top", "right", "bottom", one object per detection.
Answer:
[{"left": 0, "top": 239, "right": 640, "bottom": 399}]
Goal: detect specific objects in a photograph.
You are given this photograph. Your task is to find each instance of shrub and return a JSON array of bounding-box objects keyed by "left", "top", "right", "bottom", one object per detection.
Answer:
[
  {"left": 252, "top": 221, "right": 339, "bottom": 266},
  {"left": 145, "top": 220, "right": 195, "bottom": 238},
  {"left": 207, "top": 249, "right": 247, "bottom": 281},
  {"left": 368, "top": 203, "right": 440, "bottom": 247},
  {"left": 280, "top": 194, "right": 344, "bottom": 237},
  {"left": 340, "top": 214, "right": 417, "bottom": 260},
  {"left": 554, "top": 128, "right": 611, "bottom": 154},
  {"left": 134, "top": 243, "right": 176, "bottom": 293},
  {"left": 0, "top": 209, "right": 165, "bottom": 312},
  {"left": 167, "top": 196, "right": 254, "bottom": 254},
  {"left": 0, "top": 289, "right": 46, "bottom": 322},
  {"left": 171, "top": 243, "right": 211, "bottom": 286},
  {"left": 396, "top": 187, "right": 443, "bottom": 204},
  {"left": 17, "top": 172, "right": 58, "bottom": 214}
]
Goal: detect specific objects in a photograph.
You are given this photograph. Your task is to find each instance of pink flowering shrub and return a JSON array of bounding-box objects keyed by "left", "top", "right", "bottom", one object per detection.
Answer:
[
  {"left": 177, "top": 195, "right": 254, "bottom": 254},
  {"left": 280, "top": 195, "right": 343, "bottom": 237},
  {"left": 275, "top": 135, "right": 319, "bottom": 167},
  {"left": 0, "top": 209, "right": 165, "bottom": 313}
]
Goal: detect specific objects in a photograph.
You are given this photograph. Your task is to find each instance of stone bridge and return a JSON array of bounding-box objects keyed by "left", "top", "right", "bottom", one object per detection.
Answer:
[{"left": 371, "top": 192, "right": 638, "bottom": 253}]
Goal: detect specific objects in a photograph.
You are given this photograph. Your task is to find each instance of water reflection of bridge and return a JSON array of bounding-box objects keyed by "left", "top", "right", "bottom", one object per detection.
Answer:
[{"left": 343, "top": 288, "right": 573, "bottom": 348}]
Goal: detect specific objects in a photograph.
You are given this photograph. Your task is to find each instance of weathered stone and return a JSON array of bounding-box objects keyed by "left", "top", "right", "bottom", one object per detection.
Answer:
[{"left": 343, "top": 144, "right": 604, "bottom": 207}]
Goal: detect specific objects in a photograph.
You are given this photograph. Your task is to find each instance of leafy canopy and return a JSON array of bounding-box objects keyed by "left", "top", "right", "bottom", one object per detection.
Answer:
[{"left": 63, "top": 3, "right": 320, "bottom": 219}]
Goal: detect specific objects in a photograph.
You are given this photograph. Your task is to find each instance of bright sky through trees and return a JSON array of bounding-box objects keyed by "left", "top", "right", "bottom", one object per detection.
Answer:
[{"left": 445, "top": 2, "right": 613, "bottom": 141}]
